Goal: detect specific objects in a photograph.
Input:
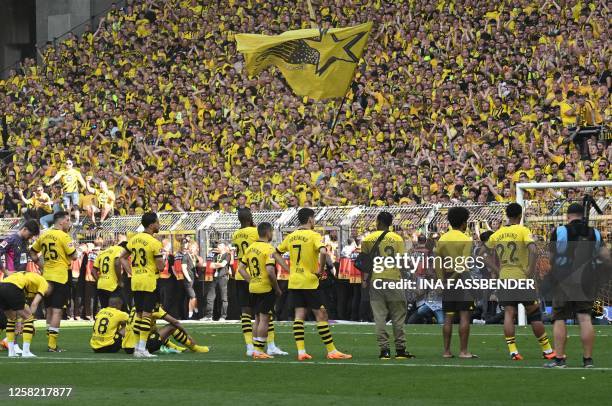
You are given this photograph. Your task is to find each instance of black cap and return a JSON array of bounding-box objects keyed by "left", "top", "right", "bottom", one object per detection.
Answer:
[{"left": 567, "top": 203, "right": 584, "bottom": 215}]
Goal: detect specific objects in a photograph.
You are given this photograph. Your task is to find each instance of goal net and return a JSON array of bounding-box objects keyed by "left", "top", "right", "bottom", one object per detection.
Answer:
[{"left": 517, "top": 181, "right": 612, "bottom": 324}]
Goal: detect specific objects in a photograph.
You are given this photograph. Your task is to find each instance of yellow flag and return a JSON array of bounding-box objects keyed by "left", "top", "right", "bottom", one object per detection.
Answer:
[{"left": 236, "top": 22, "right": 372, "bottom": 100}]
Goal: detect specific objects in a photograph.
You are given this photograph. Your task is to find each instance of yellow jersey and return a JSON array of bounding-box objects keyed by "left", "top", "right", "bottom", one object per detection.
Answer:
[
  {"left": 122, "top": 305, "right": 167, "bottom": 349},
  {"left": 97, "top": 189, "right": 115, "bottom": 207},
  {"left": 127, "top": 232, "right": 163, "bottom": 292},
  {"left": 31, "top": 228, "right": 76, "bottom": 284},
  {"left": 361, "top": 230, "right": 405, "bottom": 280},
  {"left": 241, "top": 241, "right": 276, "bottom": 293},
  {"left": 94, "top": 245, "right": 126, "bottom": 292},
  {"left": 57, "top": 168, "right": 84, "bottom": 193},
  {"left": 231, "top": 226, "right": 259, "bottom": 281},
  {"left": 433, "top": 229, "right": 473, "bottom": 279},
  {"left": 90, "top": 307, "right": 128, "bottom": 350},
  {"left": 1, "top": 271, "right": 49, "bottom": 299},
  {"left": 486, "top": 224, "right": 534, "bottom": 279},
  {"left": 277, "top": 228, "right": 324, "bottom": 289}
]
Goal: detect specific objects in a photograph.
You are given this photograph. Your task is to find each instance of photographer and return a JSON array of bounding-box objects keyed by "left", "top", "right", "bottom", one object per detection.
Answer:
[
  {"left": 545, "top": 203, "right": 611, "bottom": 369},
  {"left": 204, "top": 242, "right": 230, "bottom": 321},
  {"left": 362, "top": 212, "right": 414, "bottom": 360}
]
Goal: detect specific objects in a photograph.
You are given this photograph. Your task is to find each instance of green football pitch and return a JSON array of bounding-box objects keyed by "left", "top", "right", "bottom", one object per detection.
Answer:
[{"left": 2, "top": 322, "right": 611, "bottom": 405}]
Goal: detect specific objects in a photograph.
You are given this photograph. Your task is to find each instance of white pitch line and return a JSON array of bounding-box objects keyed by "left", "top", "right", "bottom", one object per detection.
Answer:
[{"left": 3, "top": 356, "right": 612, "bottom": 371}]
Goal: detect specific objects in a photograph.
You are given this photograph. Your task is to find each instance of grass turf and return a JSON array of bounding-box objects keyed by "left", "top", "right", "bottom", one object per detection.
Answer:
[{"left": 1, "top": 323, "right": 611, "bottom": 405}]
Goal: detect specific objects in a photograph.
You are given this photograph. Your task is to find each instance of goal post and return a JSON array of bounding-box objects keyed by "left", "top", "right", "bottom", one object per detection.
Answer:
[{"left": 515, "top": 180, "right": 612, "bottom": 326}]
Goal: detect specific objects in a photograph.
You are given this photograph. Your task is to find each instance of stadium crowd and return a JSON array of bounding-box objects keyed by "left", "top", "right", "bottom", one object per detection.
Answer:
[{"left": 0, "top": 0, "right": 610, "bottom": 221}]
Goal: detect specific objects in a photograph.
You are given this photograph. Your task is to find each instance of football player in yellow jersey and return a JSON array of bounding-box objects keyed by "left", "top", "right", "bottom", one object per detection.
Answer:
[
  {"left": 237, "top": 222, "right": 289, "bottom": 359},
  {"left": 485, "top": 203, "right": 555, "bottom": 361},
  {"left": 433, "top": 207, "right": 477, "bottom": 359},
  {"left": 232, "top": 208, "right": 285, "bottom": 356},
  {"left": 93, "top": 241, "right": 129, "bottom": 309},
  {"left": 46, "top": 159, "right": 89, "bottom": 225},
  {"left": 277, "top": 208, "right": 352, "bottom": 361},
  {"left": 30, "top": 211, "right": 77, "bottom": 352},
  {"left": 361, "top": 212, "right": 414, "bottom": 360},
  {"left": 0, "top": 271, "right": 51, "bottom": 357},
  {"left": 232, "top": 208, "right": 259, "bottom": 355},
  {"left": 122, "top": 212, "right": 165, "bottom": 358},
  {"left": 122, "top": 303, "right": 209, "bottom": 355},
  {"left": 90, "top": 297, "right": 128, "bottom": 353}
]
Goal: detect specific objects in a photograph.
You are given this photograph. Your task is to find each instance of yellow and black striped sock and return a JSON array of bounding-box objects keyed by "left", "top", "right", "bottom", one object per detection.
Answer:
[
  {"left": 47, "top": 327, "right": 59, "bottom": 349},
  {"left": 172, "top": 329, "right": 194, "bottom": 349},
  {"left": 6, "top": 319, "right": 16, "bottom": 343},
  {"left": 267, "top": 313, "right": 275, "bottom": 344},
  {"left": 537, "top": 333, "right": 553, "bottom": 353},
  {"left": 293, "top": 319, "right": 305, "bottom": 352},
  {"left": 505, "top": 336, "right": 518, "bottom": 354},
  {"left": 317, "top": 321, "right": 336, "bottom": 353},
  {"left": 241, "top": 313, "right": 253, "bottom": 346},
  {"left": 22, "top": 317, "right": 35, "bottom": 344},
  {"left": 135, "top": 317, "right": 152, "bottom": 345},
  {"left": 253, "top": 337, "right": 265, "bottom": 353}
]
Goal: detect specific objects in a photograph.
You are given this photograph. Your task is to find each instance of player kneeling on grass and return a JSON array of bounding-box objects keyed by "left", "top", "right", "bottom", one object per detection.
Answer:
[
  {"left": 237, "top": 222, "right": 289, "bottom": 359},
  {"left": 122, "top": 304, "right": 209, "bottom": 355},
  {"left": 90, "top": 297, "right": 128, "bottom": 353},
  {"left": 0, "top": 271, "right": 52, "bottom": 357}
]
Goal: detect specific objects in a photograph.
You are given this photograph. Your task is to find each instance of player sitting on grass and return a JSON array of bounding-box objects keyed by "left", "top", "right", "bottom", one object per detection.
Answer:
[
  {"left": 90, "top": 297, "right": 129, "bottom": 353},
  {"left": 237, "top": 222, "right": 289, "bottom": 359},
  {"left": 0, "top": 271, "right": 52, "bottom": 358},
  {"left": 122, "top": 303, "right": 209, "bottom": 355},
  {"left": 485, "top": 203, "right": 556, "bottom": 361}
]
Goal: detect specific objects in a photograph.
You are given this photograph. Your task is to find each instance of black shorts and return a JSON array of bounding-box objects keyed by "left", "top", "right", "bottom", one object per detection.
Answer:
[
  {"left": 253, "top": 291, "right": 276, "bottom": 315},
  {"left": 44, "top": 281, "right": 70, "bottom": 309},
  {"left": 442, "top": 301, "right": 475, "bottom": 313},
  {"left": 289, "top": 289, "right": 324, "bottom": 310},
  {"left": 183, "top": 279, "right": 196, "bottom": 299},
  {"left": 133, "top": 290, "right": 158, "bottom": 313},
  {"left": 236, "top": 280, "right": 254, "bottom": 308},
  {"left": 498, "top": 288, "right": 539, "bottom": 308},
  {"left": 146, "top": 331, "right": 164, "bottom": 353},
  {"left": 93, "top": 334, "right": 123, "bottom": 353},
  {"left": 552, "top": 301, "right": 593, "bottom": 321},
  {"left": 0, "top": 283, "right": 26, "bottom": 311},
  {"left": 97, "top": 288, "right": 121, "bottom": 309}
]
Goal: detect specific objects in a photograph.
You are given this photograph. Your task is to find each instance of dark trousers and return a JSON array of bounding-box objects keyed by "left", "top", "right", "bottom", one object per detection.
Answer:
[
  {"left": 83, "top": 281, "right": 96, "bottom": 317},
  {"left": 274, "top": 280, "right": 290, "bottom": 320},
  {"left": 121, "top": 274, "right": 133, "bottom": 310},
  {"left": 159, "top": 278, "right": 179, "bottom": 318},
  {"left": 205, "top": 277, "right": 228, "bottom": 319},
  {"left": 335, "top": 279, "right": 352, "bottom": 320}
]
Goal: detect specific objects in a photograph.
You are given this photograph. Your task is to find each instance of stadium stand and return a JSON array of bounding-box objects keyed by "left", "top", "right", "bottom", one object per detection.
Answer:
[{"left": 0, "top": 0, "right": 609, "bottom": 222}]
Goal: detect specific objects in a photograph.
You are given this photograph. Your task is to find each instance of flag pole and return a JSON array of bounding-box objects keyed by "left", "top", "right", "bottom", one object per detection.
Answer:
[{"left": 306, "top": 0, "right": 318, "bottom": 29}]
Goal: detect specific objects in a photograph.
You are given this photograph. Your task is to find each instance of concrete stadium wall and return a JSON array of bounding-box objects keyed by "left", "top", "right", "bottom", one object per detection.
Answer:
[
  {"left": 0, "top": 0, "right": 36, "bottom": 78},
  {"left": 0, "top": 0, "right": 116, "bottom": 78}
]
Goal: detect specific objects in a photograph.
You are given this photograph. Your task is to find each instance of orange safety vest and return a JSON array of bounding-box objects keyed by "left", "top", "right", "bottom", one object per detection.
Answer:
[
  {"left": 338, "top": 257, "right": 352, "bottom": 280},
  {"left": 204, "top": 253, "right": 215, "bottom": 282},
  {"left": 85, "top": 254, "right": 96, "bottom": 282},
  {"left": 159, "top": 253, "right": 170, "bottom": 279},
  {"left": 347, "top": 252, "right": 362, "bottom": 284},
  {"left": 26, "top": 259, "right": 40, "bottom": 274},
  {"left": 276, "top": 253, "right": 290, "bottom": 281},
  {"left": 71, "top": 257, "right": 81, "bottom": 279},
  {"left": 172, "top": 252, "right": 184, "bottom": 280}
]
